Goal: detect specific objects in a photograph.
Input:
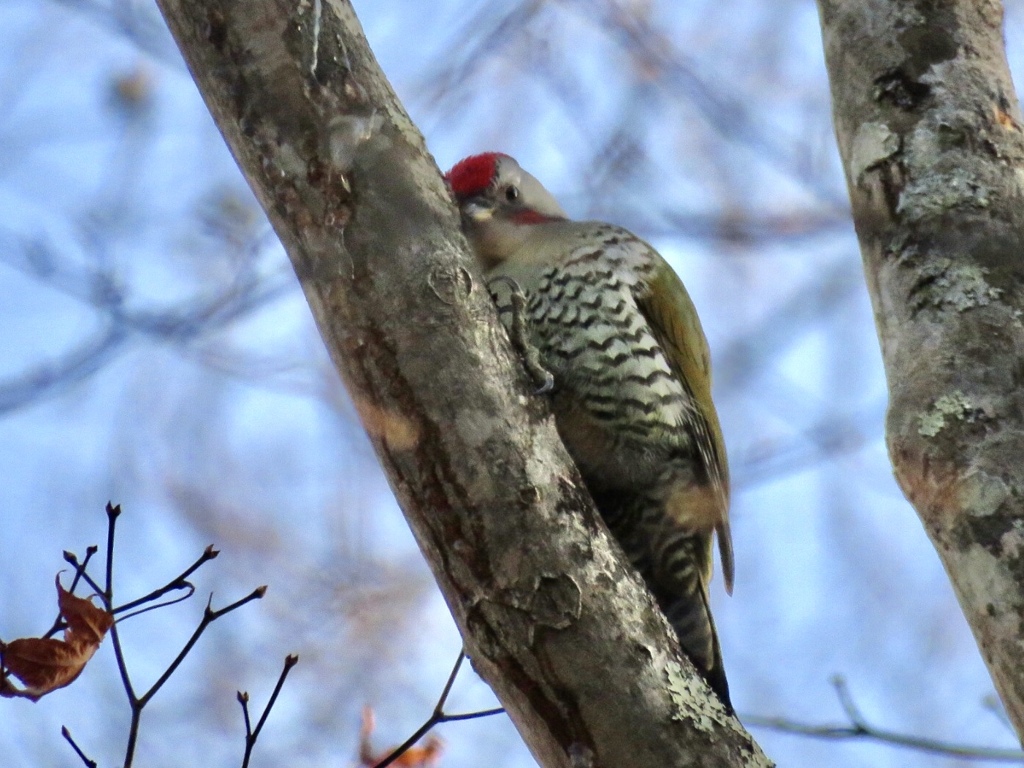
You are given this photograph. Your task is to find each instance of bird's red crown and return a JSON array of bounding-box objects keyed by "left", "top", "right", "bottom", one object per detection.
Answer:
[{"left": 445, "top": 152, "right": 508, "bottom": 200}]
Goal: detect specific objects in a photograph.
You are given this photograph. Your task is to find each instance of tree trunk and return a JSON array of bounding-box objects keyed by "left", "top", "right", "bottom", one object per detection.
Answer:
[
  {"left": 153, "top": 0, "right": 771, "bottom": 765},
  {"left": 817, "top": 0, "right": 1024, "bottom": 741}
]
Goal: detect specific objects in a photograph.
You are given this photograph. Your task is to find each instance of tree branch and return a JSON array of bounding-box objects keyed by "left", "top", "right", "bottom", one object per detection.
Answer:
[
  {"left": 153, "top": 1, "right": 771, "bottom": 765},
  {"left": 745, "top": 676, "right": 1024, "bottom": 762},
  {"left": 817, "top": 0, "right": 1024, "bottom": 741}
]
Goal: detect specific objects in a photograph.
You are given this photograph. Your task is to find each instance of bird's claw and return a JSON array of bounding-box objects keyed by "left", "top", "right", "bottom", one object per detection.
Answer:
[
  {"left": 533, "top": 371, "right": 555, "bottom": 396},
  {"left": 487, "top": 275, "right": 555, "bottom": 397}
]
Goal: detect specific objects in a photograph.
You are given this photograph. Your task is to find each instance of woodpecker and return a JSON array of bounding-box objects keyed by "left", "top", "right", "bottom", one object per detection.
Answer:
[{"left": 446, "top": 153, "right": 735, "bottom": 708}]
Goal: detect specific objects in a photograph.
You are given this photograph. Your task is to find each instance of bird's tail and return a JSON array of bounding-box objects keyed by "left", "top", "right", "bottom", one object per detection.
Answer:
[
  {"left": 660, "top": 569, "right": 731, "bottom": 711},
  {"left": 599, "top": 491, "right": 731, "bottom": 710}
]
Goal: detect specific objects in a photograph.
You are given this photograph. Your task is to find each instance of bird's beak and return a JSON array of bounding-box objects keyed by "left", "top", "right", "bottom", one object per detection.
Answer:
[{"left": 461, "top": 199, "right": 494, "bottom": 222}]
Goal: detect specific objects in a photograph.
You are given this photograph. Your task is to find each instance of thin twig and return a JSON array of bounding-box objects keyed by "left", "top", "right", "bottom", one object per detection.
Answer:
[
  {"left": 104, "top": 502, "right": 120, "bottom": 604},
  {"left": 91, "top": 504, "right": 143, "bottom": 768},
  {"left": 370, "top": 719, "right": 437, "bottom": 768},
  {"left": 64, "top": 546, "right": 99, "bottom": 588},
  {"left": 240, "top": 655, "right": 300, "bottom": 768},
  {"left": 32, "top": 505, "right": 270, "bottom": 768},
  {"left": 251, "top": 654, "right": 299, "bottom": 741},
  {"left": 113, "top": 586, "right": 197, "bottom": 622},
  {"left": 138, "top": 587, "right": 267, "bottom": 708},
  {"left": 440, "top": 708, "right": 506, "bottom": 723},
  {"left": 44, "top": 547, "right": 99, "bottom": 638},
  {"left": 61, "top": 726, "right": 97, "bottom": 768},
  {"left": 120, "top": 588, "right": 266, "bottom": 767},
  {"left": 78, "top": 570, "right": 108, "bottom": 603},
  {"left": 64, "top": 546, "right": 98, "bottom": 590},
  {"left": 239, "top": 691, "right": 253, "bottom": 738},
  {"left": 112, "top": 545, "right": 218, "bottom": 616},
  {"left": 744, "top": 676, "right": 1024, "bottom": 763},
  {"left": 368, "top": 649, "right": 505, "bottom": 768},
  {"left": 433, "top": 649, "right": 465, "bottom": 716},
  {"left": 91, "top": 503, "right": 266, "bottom": 768}
]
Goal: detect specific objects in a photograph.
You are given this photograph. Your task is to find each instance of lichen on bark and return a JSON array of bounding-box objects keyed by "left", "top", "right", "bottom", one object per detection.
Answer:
[{"left": 818, "top": 0, "right": 1024, "bottom": 740}]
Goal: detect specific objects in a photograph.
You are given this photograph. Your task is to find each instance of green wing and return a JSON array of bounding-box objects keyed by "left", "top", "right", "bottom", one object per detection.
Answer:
[{"left": 634, "top": 252, "right": 735, "bottom": 594}]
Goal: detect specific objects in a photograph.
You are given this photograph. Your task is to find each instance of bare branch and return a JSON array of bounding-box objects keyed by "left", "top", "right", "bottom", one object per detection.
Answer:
[
  {"left": 364, "top": 650, "right": 504, "bottom": 768},
  {"left": 745, "top": 677, "right": 1024, "bottom": 763},
  {"left": 111, "top": 545, "right": 217, "bottom": 619},
  {"left": 239, "top": 654, "right": 299, "bottom": 768},
  {"left": 61, "top": 726, "right": 98, "bottom": 768}
]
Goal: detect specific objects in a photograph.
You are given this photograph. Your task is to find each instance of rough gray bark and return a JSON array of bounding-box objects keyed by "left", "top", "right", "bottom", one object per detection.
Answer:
[
  {"left": 817, "top": 0, "right": 1024, "bottom": 741},
  {"left": 154, "top": 1, "right": 770, "bottom": 765}
]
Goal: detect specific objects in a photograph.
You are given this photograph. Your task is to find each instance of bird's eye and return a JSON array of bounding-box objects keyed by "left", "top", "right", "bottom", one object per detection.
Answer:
[{"left": 505, "top": 185, "right": 520, "bottom": 202}]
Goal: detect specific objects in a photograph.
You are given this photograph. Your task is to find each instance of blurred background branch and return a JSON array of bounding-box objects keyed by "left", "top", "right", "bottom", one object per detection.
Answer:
[{"left": 745, "top": 676, "right": 1024, "bottom": 763}]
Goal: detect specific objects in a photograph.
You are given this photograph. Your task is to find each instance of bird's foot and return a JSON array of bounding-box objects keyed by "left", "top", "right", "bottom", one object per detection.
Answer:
[{"left": 486, "top": 276, "right": 555, "bottom": 395}]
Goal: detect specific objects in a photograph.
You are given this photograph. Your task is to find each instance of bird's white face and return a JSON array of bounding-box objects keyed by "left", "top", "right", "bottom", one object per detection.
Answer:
[
  {"left": 459, "top": 155, "right": 568, "bottom": 225},
  {"left": 447, "top": 153, "right": 569, "bottom": 269},
  {"left": 496, "top": 156, "right": 567, "bottom": 219}
]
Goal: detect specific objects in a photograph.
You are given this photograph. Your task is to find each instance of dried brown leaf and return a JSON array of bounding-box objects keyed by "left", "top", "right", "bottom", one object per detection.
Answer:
[{"left": 0, "top": 576, "right": 113, "bottom": 700}]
